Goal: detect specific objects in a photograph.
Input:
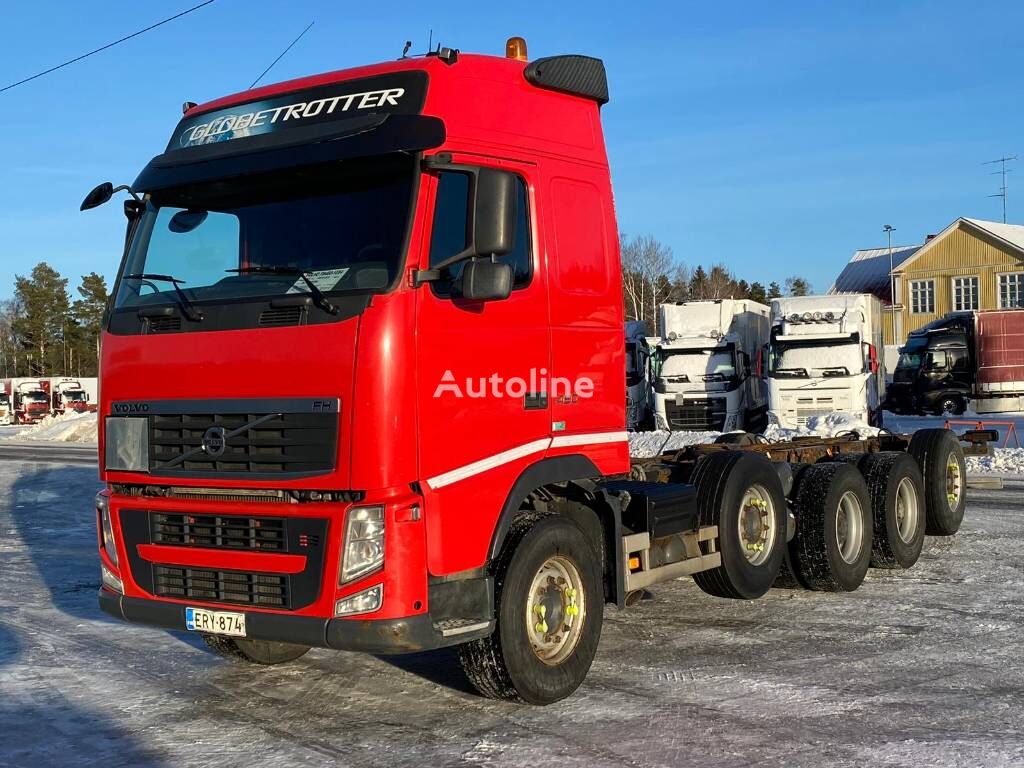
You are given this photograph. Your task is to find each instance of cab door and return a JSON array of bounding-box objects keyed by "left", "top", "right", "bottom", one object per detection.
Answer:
[{"left": 414, "top": 159, "right": 550, "bottom": 574}]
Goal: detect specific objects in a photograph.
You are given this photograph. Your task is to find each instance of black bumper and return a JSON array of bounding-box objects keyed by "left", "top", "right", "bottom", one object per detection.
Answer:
[{"left": 98, "top": 589, "right": 490, "bottom": 655}]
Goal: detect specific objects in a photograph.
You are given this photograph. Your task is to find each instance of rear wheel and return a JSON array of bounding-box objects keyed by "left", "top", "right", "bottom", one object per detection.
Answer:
[
  {"left": 907, "top": 429, "right": 967, "bottom": 535},
  {"left": 690, "top": 451, "right": 787, "bottom": 599},
  {"left": 458, "top": 514, "right": 603, "bottom": 704},
  {"left": 860, "top": 452, "right": 926, "bottom": 569},
  {"left": 936, "top": 395, "right": 966, "bottom": 416},
  {"left": 202, "top": 635, "right": 310, "bottom": 665},
  {"left": 789, "top": 463, "right": 873, "bottom": 591}
]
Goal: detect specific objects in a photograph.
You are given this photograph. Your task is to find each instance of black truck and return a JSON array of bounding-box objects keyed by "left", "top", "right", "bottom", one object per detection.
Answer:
[{"left": 885, "top": 313, "right": 974, "bottom": 416}]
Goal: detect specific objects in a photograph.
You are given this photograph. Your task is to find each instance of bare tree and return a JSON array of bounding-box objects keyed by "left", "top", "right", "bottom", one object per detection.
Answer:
[{"left": 621, "top": 234, "right": 682, "bottom": 325}]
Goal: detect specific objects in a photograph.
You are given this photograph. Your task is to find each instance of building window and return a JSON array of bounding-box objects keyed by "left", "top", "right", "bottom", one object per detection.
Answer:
[
  {"left": 999, "top": 272, "right": 1024, "bottom": 308},
  {"left": 910, "top": 279, "right": 935, "bottom": 314},
  {"left": 952, "top": 276, "right": 979, "bottom": 311}
]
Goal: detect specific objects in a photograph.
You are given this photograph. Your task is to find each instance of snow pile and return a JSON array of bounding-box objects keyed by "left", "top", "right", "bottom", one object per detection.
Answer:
[
  {"left": 9, "top": 411, "right": 98, "bottom": 443},
  {"left": 763, "top": 411, "right": 881, "bottom": 442},
  {"left": 967, "top": 448, "right": 1024, "bottom": 475},
  {"left": 629, "top": 430, "right": 720, "bottom": 457}
]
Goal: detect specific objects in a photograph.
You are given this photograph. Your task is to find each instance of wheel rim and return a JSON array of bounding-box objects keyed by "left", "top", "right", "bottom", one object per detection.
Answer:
[
  {"left": 946, "top": 454, "right": 963, "bottom": 511},
  {"left": 894, "top": 476, "right": 919, "bottom": 544},
  {"left": 737, "top": 483, "right": 777, "bottom": 566},
  {"left": 942, "top": 399, "right": 956, "bottom": 414},
  {"left": 526, "top": 555, "right": 586, "bottom": 666},
  {"left": 835, "top": 490, "right": 865, "bottom": 564}
]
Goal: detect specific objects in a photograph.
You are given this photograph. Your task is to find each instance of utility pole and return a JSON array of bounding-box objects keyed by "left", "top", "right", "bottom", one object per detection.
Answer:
[
  {"left": 883, "top": 224, "right": 895, "bottom": 304},
  {"left": 984, "top": 155, "right": 1017, "bottom": 223}
]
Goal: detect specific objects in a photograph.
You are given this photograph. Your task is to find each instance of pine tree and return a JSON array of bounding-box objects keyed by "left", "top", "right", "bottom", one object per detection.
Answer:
[
  {"left": 12, "top": 262, "right": 70, "bottom": 375},
  {"left": 72, "top": 272, "right": 108, "bottom": 376},
  {"left": 748, "top": 281, "right": 768, "bottom": 304},
  {"left": 767, "top": 281, "right": 783, "bottom": 299},
  {"left": 785, "top": 276, "right": 811, "bottom": 297}
]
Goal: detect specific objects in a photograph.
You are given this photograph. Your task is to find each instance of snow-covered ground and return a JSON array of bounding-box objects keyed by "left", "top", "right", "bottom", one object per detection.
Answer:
[
  {"left": 1, "top": 459, "right": 1023, "bottom": 766},
  {"left": 1, "top": 411, "right": 98, "bottom": 443}
]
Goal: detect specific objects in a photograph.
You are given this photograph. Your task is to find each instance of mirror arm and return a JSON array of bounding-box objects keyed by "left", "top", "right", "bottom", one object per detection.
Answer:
[{"left": 112, "top": 184, "right": 142, "bottom": 202}]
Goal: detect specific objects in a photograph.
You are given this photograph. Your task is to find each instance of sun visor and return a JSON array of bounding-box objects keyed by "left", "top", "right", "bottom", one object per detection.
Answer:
[{"left": 134, "top": 70, "right": 442, "bottom": 191}]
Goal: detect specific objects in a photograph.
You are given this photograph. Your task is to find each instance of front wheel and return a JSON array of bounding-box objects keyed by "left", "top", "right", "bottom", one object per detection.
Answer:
[{"left": 459, "top": 514, "right": 604, "bottom": 705}]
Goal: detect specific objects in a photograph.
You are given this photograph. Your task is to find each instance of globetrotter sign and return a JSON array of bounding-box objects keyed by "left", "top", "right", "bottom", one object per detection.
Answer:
[{"left": 168, "top": 71, "right": 428, "bottom": 151}]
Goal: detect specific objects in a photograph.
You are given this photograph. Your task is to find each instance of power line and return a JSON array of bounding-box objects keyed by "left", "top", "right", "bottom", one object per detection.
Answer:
[
  {"left": 249, "top": 20, "right": 315, "bottom": 89},
  {"left": 0, "top": 1, "right": 216, "bottom": 95}
]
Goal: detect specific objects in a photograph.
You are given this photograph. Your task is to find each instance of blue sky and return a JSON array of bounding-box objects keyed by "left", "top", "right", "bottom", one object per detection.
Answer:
[{"left": 1, "top": 0, "right": 1022, "bottom": 297}]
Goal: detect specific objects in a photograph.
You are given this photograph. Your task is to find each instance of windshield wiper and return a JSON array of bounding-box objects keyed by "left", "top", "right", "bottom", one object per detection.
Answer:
[
  {"left": 226, "top": 266, "right": 338, "bottom": 315},
  {"left": 773, "top": 368, "right": 809, "bottom": 378},
  {"left": 123, "top": 273, "right": 203, "bottom": 322}
]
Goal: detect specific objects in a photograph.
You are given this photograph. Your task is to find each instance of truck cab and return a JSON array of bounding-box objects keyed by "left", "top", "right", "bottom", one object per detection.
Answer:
[
  {"left": 651, "top": 299, "right": 769, "bottom": 432},
  {"left": 767, "top": 294, "right": 885, "bottom": 429},
  {"left": 886, "top": 313, "right": 973, "bottom": 415},
  {"left": 0, "top": 392, "right": 11, "bottom": 425},
  {"left": 624, "top": 320, "right": 652, "bottom": 430},
  {"left": 51, "top": 378, "right": 91, "bottom": 415},
  {"left": 14, "top": 380, "right": 50, "bottom": 424}
]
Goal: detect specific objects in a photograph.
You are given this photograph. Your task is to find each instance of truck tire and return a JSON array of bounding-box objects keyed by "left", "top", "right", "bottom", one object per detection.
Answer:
[
  {"left": 860, "top": 452, "right": 926, "bottom": 569},
  {"left": 690, "top": 451, "right": 787, "bottom": 599},
  {"left": 789, "top": 463, "right": 873, "bottom": 591},
  {"left": 458, "top": 514, "right": 603, "bottom": 705},
  {"left": 202, "top": 635, "right": 310, "bottom": 665},
  {"left": 936, "top": 395, "right": 965, "bottom": 416},
  {"left": 907, "top": 429, "right": 967, "bottom": 535},
  {"left": 714, "top": 432, "right": 758, "bottom": 446}
]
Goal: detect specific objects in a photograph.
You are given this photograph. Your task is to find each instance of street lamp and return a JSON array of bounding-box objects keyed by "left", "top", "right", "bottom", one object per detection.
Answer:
[{"left": 883, "top": 224, "right": 895, "bottom": 305}]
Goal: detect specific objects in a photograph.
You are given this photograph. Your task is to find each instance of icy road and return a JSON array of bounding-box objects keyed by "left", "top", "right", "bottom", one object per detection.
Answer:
[{"left": 1, "top": 459, "right": 1023, "bottom": 768}]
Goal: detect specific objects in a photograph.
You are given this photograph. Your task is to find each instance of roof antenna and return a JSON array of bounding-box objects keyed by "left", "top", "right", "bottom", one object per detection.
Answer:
[
  {"left": 401, "top": 40, "right": 412, "bottom": 58},
  {"left": 984, "top": 155, "right": 1017, "bottom": 223},
  {"left": 249, "top": 20, "right": 315, "bottom": 89},
  {"left": 428, "top": 28, "right": 433, "bottom": 53}
]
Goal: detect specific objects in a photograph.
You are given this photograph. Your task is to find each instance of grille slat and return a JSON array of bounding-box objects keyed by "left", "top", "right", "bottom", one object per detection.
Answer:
[
  {"left": 151, "top": 512, "right": 287, "bottom": 552},
  {"left": 148, "top": 411, "right": 336, "bottom": 476},
  {"left": 664, "top": 399, "right": 727, "bottom": 431},
  {"left": 154, "top": 565, "right": 289, "bottom": 608}
]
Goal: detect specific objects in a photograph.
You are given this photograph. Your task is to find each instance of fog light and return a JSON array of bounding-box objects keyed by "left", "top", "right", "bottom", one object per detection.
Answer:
[
  {"left": 334, "top": 584, "right": 382, "bottom": 617},
  {"left": 101, "top": 562, "right": 123, "bottom": 593},
  {"left": 340, "top": 505, "right": 384, "bottom": 584},
  {"left": 96, "top": 492, "right": 118, "bottom": 566}
]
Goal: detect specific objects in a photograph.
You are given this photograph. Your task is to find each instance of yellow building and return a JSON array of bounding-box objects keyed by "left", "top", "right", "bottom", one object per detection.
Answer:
[
  {"left": 891, "top": 218, "right": 1024, "bottom": 344},
  {"left": 831, "top": 218, "right": 1024, "bottom": 346}
]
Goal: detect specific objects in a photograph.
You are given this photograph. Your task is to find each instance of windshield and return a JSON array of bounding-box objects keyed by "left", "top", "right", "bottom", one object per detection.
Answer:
[
  {"left": 896, "top": 338, "right": 928, "bottom": 371},
  {"left": 770, "top": 336, "right": 862, "bottom": 378},
  {"left": 115, "top": 155, "right": 414, "bottom": 310},
  {"left": 22, "top": 392, "right": 48, "bottom": 403},
  {"left": 64, "top": 391, "right": 87, "bottom": 401},
  {"left": 657, "top": 347, "right": 736, "bottom": 383}
]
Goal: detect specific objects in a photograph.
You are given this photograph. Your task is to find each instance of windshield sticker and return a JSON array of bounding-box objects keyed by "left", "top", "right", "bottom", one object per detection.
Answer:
[
  {"left": 169, "top": 72, "right": 427, "bottom": 151},
  {"left": 287, "top": 268, "right": 350, "bottom": 294}
]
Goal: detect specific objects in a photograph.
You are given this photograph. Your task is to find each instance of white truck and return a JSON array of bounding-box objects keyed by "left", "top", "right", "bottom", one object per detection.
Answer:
[
  {"left": 651, "top": 299, "right": 770, "bottom": 432},
  {"left": 0, "top": 391, "right": 11, "bottom": 425},
  {"left": 767, "top": 294, "right": 885, "bottom": 429},
  {"left": 49, "top": 377, "right": 98, "bottom": 415},
  {"left": 625, "top": 321, "right": 652, "bottom": 430}
]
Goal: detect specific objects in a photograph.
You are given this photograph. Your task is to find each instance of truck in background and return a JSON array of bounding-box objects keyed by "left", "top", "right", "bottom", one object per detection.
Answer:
[
  {"left": 767, "top": 294, "right": 885, "bottom": 429},
  {"left": 49, "top": 377, "right": 98, "bottom": 415},
  {"left": 2, "top": 378, "right": 52, "bottom": 424},
  {"left": 625, "top": 321, "right": 652, "bottom": 430},
  {"left": 886, "top": 309, "right": 1024, "bottom": 415},
  {"left": 0, "top": 390, "right": 11, "bottom": 425},
  {"left": 651, "top": 299, "right": 769, "bottom": 433}
]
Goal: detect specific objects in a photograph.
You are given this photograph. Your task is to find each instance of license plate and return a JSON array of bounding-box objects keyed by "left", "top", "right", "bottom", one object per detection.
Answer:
[
  {"left": 675, "top": 394, "right": 687, "bottom": 405},
  {"left": 185, "top": 606, "right": 246, "bottom": 637}
]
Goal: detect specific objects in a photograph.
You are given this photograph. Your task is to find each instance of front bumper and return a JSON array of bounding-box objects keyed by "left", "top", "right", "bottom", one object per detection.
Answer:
[{"left": 99, "top": 588, "right": 491, "bottom": 655}]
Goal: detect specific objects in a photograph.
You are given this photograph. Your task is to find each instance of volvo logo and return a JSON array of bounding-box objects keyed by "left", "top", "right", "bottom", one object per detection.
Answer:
[{"left": 201, "top": 426, "right": 227, "bottom": 457}]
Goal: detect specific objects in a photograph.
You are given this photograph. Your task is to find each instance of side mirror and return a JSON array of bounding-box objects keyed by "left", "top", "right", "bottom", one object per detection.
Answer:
[
  {"left": 472, "top": 169, "right": 517, "bottom": 257},
  {"left": 80, "top": 182, "right": 114, "bottom": 211},
  {"left": 458, "top": 260, "right": 513, "bottom": 302}
]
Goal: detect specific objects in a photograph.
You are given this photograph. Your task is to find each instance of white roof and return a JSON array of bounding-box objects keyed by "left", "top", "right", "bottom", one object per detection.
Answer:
[{"left": 963, "top": 218, "right": 1024, "bottom": 252}]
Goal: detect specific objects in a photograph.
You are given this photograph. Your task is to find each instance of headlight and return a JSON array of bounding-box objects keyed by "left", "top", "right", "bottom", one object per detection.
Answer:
[
  {"left": 104, "top": 417, "right": 149, "bottom": 472},
  {"left": 96, "top": 492, "right": 118, "bottom": 566},
  {"left": 339, "top": 505, "right": 384, "bottom": 584},
  {"left": 335, "top": 584, "right": 383, "bottom": 616},
  {"left": 101, "top": 562, "right": 123, "bottom": 593}
]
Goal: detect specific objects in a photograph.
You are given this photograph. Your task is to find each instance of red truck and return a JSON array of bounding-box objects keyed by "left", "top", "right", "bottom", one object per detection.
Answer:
[
  {"left": 3, "top": 378, "right": 51, "bottom": 423},
  {"left": 83, "top": 39, "right": 972, "bottom": 704},
  {"left": 50, "top": 377, "right": 94, "bottom": 415}
]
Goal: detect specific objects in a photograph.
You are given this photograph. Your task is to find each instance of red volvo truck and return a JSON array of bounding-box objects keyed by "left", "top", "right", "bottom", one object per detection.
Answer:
[
  {"left": 84, "top": 39, "right": 972, "bottom": 704},
  {"left": 3, "top": 378, "right": 51, "bottom": 423}
]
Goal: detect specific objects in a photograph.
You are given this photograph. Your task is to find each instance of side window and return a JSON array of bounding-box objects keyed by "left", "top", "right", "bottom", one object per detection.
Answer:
[{"left": 428, "top": 171, "right": 532, "bottom": 292}]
